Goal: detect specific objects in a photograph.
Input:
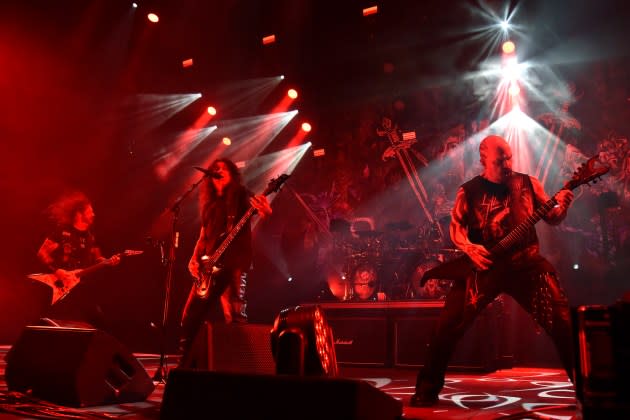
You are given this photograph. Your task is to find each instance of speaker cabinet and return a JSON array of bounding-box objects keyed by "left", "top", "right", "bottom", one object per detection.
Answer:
[
  {"left": 160, "top": 368, "right": 403, "bottom": 420},
  {"left": 573, "top": 303, "right": 630, "bottom": 419},
  {"left": 318, "top": 301, "right": 502, "bottom": 371},
  {"left": 327, "top": 317, "right": 388, "bottom": 366},
  {"left": 180, "top": 322, "right": 276, "bottom": 374},
  {"left": 5, "top": 325, "right": 155, "bottom": 407},
  {"left": 394, "top": 310, "right": 498, "bottom": 371}
]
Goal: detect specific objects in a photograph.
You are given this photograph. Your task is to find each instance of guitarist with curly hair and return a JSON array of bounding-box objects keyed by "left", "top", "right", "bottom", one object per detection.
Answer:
[
  {"left": 411, "top": 135, "right": 578, "bottom": 407},
  {"left": 34, "top": 190, "right": 121, "bottom": 327}
]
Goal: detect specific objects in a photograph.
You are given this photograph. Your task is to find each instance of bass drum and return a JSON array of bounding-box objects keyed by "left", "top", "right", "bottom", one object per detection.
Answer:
[
  {"left": 352, "top": 263, "right": 378, "bottom": 300},
  {"left": 409, "top": 259, "right": 452, "bottom": 299},
  {"left": 325, "top": 265, "right": 353, "bottom": 301}
]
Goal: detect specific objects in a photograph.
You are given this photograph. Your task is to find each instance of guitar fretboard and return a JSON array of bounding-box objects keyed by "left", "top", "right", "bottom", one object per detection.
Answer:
[
  {"left": 208, "top": 206, "right": 257, "bottom": 265},
  {"left": 76, "top": 257, "right": 114, "bottom": 278},
  {"left": 490, "top": 197, "right": 558, "bottom": 255}
]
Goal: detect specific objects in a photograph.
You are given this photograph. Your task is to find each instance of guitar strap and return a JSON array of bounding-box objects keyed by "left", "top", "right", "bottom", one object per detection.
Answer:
[
  {"left": 226, "top": 214, "right": 236, "bottom": 231},
  {"left": 508, "top": 173, "right": 531, "bottom": 226}
]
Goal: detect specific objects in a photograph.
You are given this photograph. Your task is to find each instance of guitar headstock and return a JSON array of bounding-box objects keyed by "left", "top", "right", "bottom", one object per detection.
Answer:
[
  {"left": 563, "top": 154, "right": 610, "bottom": 191},
  {"left": 122, "top": 249, "right": 144, "bottom": 257},
  {"left": 263, "top": 174, "right": 290, "bottom": 196}
]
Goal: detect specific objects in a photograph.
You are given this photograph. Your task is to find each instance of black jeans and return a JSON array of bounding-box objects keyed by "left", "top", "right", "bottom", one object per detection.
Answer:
[
  {"left": 415, "top": 260, "right": 574, "bottom": 396},
  {"left": 178, "top": 267, "right": 247, "bottom": 359}
]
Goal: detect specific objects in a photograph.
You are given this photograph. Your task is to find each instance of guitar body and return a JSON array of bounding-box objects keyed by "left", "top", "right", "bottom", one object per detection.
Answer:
[
  {"left": 194, "top": 256, "right": 222, "bottom": 298},
  {"left": 28, "top": 272, "right": 80, "bottom": 305},
  {"left": 420, "top": 254, "right": 475, "bottom": 285},
  {"left": 27, "top": 250, "right": 143, "bottom": 306}
]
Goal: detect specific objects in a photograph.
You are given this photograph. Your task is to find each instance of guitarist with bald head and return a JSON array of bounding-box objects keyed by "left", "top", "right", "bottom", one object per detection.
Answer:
[
  {"left": 34, "top": 190, "right": 120, "bottom": 327},
  {"left": 411, "top": 135, "right": 578, "bottom": 407}
]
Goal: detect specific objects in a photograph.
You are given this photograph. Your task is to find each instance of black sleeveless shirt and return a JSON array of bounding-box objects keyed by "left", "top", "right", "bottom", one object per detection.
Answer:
[{"left": 461, "top": 172, "right": 540, "bottom": 263}]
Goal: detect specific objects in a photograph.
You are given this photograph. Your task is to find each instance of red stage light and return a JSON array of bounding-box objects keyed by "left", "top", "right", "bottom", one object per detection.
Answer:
[
  {"left": 207, "top": 106, "right": 217, "bottom": 116},
  {"left": 182, "top": 58, "right": 193, "bottom": 68},
  {"left": 363, "top": 6, "right": 378, "bottom": 16},
  {"left": 502, "top": 40, "right": 515, "bottom": 54},
  {"left": 288, "top": 89, "right": 298, "bottom": 99},
  {"left": 147, "top": 13, "right": 159, "bottom": 23},
  {"left": 301, "top": 122, "right": 312, "bottom": 132},
  {"left": 262, "top": 35, "right": 276, "bottom": 45}
]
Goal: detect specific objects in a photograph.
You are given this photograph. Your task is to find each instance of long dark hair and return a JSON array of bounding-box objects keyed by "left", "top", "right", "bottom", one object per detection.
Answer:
[
  {"left": 199, "top": 158, "right": 244, "bottom": 226},
  {"left": 45, "top": 190, "right": 91, "bottom": 226}
]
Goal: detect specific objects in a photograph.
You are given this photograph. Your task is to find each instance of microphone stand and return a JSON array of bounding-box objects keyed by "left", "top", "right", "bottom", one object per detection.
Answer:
[{"left": 153, "top": 173, "right": 208, "bottom": 383}]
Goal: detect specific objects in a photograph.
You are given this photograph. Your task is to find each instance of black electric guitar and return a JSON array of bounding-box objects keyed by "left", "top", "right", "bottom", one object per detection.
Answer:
[
  {"left": 419, "top": 154, "right": 610, "bottom": 286},
  {"left": 193, "top": 174, "right": 289, "bottom": 297},
  {"left": 28, "top": 249, "right": 143, "bottom": 305}
]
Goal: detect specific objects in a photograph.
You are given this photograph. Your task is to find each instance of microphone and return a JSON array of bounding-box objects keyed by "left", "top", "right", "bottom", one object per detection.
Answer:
[{"left": 194, "top": 166, "right": 222, "bottom": 179}]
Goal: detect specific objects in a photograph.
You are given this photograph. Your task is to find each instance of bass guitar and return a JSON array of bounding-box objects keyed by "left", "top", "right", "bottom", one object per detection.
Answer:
[
  {"left": 28, "top": 249, "right": 143, "bottom": 305},
  {"left": 194, "top": 174, "right": 289, "bottom": 297},
  {"left": 419, "top": 154, "right": 609, "bottom": 286}
]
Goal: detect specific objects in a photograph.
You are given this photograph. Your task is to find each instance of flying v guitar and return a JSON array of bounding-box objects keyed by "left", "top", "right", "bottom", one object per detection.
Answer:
[
  {"left": 28, "top": 249, "right": 143, "bottom": 305},
  {"left": 419, "top": 154, "right": 610, "bottom": 286}
]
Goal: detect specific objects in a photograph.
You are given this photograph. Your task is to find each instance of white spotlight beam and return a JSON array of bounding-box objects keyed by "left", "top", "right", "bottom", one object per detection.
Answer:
[
  {"left": 124, "top": 93, "right": 202, "bottom": 134},
  {"left": 213, "top": 111, "right": 298, "bottom": 162},
  {"left": 153, "top": 125, "right": 217, "bottom": 179},
  {"left": 243, "top": 143, "right": 310, "bottom": 186},
  {"left": 212, "top": 76, "right": 283, "bottom": 115}
]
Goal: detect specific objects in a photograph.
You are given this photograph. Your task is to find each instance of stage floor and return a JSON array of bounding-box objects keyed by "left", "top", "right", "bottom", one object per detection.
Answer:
[{"left": 0, "top": 345, "right": 577, "bottom": 419}]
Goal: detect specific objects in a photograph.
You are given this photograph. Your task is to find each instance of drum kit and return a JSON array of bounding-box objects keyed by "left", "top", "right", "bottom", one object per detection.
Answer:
[{"left": 323, "top": 219, "right": 461, "bottom": 301}]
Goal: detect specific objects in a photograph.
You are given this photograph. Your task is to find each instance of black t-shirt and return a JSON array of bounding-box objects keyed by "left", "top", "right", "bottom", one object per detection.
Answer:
[{"left": 48, "top": 225, "right": 98, "bottom": 270}]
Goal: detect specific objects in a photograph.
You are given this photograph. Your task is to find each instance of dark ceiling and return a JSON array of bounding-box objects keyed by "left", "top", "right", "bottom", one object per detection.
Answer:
[{"left": 5, "top": 0, "right": 628, "bottom": 113}]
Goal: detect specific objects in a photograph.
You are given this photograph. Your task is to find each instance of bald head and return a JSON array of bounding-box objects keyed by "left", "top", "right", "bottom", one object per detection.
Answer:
[
  {"left": 480, "top": 135, "right": 510, "bottom": 160},
  {"left": 479, "top": 135, "right": 513, "bottom": 183}
]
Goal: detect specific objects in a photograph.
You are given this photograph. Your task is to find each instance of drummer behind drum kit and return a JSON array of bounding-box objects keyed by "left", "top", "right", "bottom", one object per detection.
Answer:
[{"left": 323, "top": 219, "right": 460, "bottom": 301}]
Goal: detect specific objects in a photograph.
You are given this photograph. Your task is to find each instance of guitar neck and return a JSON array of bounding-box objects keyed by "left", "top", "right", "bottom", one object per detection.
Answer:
[
  {"left": 205, "top": 174, "right": 288, "bottom": 265},
  {"left": 76, "top": 257, "right": 113, "bottom": 278},
  {"left": 210, "top": 207, "right": 257, "bottom": 263},
  {"left": 489, "top": 196, "right": 559, "bottom": 256}
]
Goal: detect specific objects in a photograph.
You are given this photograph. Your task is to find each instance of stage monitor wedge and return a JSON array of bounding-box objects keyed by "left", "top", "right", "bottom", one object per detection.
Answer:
[
  {"left": 5, "top": 324, "right": 155, "bottom": 407},
  {"left": 160, "top": 368, "right": 403, "bottom": 420}
]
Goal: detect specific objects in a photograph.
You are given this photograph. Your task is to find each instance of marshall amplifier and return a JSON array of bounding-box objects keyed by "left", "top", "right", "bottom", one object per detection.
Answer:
[
  {"left": 317, "top": 300, "right": 502, "bottom": 371},
  {"left": 319, "top": 301, "right": 434, "bottom": 367},
  {"left": 327, "top": 315, "right": 388, "bottom": 366},
  {"left": 393, "top": 306, "right": 498, "bottom": 371}
]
